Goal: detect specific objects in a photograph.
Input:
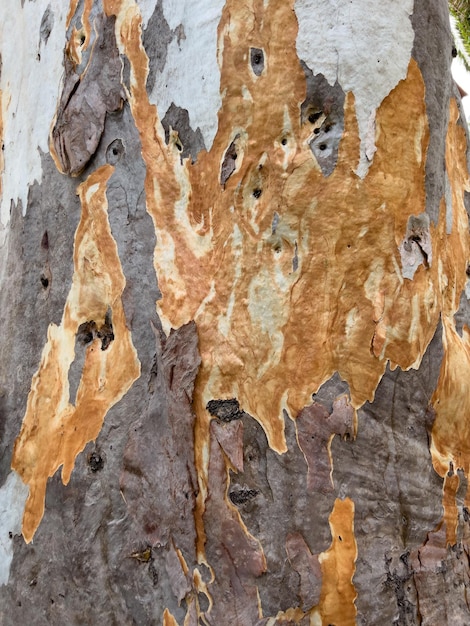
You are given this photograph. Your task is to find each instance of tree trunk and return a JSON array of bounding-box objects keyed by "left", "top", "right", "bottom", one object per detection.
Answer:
[{"left": 0, "top": 0, "right": 469, "bottom": 624}]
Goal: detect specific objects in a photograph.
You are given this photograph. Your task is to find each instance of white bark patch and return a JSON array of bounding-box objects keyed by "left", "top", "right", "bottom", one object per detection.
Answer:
[
  {"left": 0, "top": 472, "right": 29, "bottom": 586},
  {"left": 0, "top": 0, "right": 66, "bottom": 233},
  {"left": 137, "top": 0, "right": 158, "bottom": 29},
  {"left": 148, "top": 0, "right": 225, "bottom": 151},
  {"left": 295, "top": 0, "right": 414, "bottom": 177}
]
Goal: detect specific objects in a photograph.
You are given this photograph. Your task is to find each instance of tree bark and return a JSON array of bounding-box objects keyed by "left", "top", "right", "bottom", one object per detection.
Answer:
[{"left": 0, "top": 0, "right": 469, "bottom": 624}]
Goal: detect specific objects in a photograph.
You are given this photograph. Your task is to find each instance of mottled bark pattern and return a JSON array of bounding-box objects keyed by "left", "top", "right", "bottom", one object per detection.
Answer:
[{"left": 0, "top": 0, "right": 470, "bottom": 625}]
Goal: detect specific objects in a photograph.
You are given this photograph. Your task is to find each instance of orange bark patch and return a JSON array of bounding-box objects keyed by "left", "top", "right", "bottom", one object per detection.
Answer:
[
  {"left": 316, "top": 497, "right": 357, "bottom": 625},
  {"left": 429, "top": 98, "right": 470, "bottom": 543},
  {"left": 442, "top": 472, "right": 460, "bottom": 546},
  {"left": 102, "top": 0, "right": 467, "bottom": 569},
  {"left": 162, "top": 608, "right": 179, "bottom": 626},
  {"left": 104, "top": 0, "right": 436, "bottom": 443},
  {"left": 12, "top": 165, "right": 140, "bottom": 542}
]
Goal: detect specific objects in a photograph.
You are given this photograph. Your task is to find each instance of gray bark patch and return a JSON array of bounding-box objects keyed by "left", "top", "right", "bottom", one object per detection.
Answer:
[
  {"left": 250, "top": 47, "right": 265, "bottom": 76},
  {"left": 227, "top": 410, "right": 337, "bottom": 616},
  {"left": 143, "top": 0, "right": 173, "bottom": 94},
  {"left": 411, "top": 0, "right": 453, "bottom": 223},
  {"left": 300, "top": 62, "right": 345, "bottom": 177},
  {"left": 332, "top": 325, "right": 444, "bottom": 624},
  {"left": 52, "top": 13, "right": 125, "bottom": 176},
  {"left": 161, "top": 102, "right": 206, "bottom": 163},
  {"left": 39, "top": 4, "right": 54, "bottom": 47},
  {"left": 399, "top": 213, "right": 432, "bottom": 279},
  {"left": 220, "top": 138, "right": 238, "bottom": 186}
]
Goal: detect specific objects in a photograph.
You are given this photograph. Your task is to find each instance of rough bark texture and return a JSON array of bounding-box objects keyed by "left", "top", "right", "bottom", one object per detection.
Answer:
[{"left": 1, "top": 0, "right": 470, "bottom": 624}]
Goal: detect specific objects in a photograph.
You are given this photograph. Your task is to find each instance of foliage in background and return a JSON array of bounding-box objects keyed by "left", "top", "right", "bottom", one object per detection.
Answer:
[{"left": 450, "top": 0, "right": 470, "bottom": 71}]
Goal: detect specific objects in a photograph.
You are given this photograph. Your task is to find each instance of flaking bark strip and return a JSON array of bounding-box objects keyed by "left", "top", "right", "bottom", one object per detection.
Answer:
[
  {"left": 296, "top": 396, "right": 355, "bottom": 493},
  {"left": 51, "top": 12, "right": 125, "bottom": 175},
  {"left": 220, "top": 138, "right": 238, "bottom": 186}
]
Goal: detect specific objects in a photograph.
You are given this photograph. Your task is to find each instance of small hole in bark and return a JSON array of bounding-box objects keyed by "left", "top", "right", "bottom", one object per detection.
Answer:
[
  {"left": 281, "top": 138, "right": 287, "bottom": 145},
  {"left": 338, "top": 535, "right": 342, "bottom": 541},
  {"left": 97, "top": 308, "right": 114, "bottom": 351},
  {"left": 452, "top": 46, "right": 458, "bottom": 58},
  {"left": 41, "top": 230, "right": 49, "bottom": 249},
  {"left": 40, "top": 274, "right": 49, "bottom": 289},
  {"left": 313, "top": 128, "right": 320, "bottom": 135},
  {"left": 308, "top": 111, "right": 322, "bottom": 124},
  {"left": 319, "top": 143, "right": 327, "bottom": 151},
  {"left": 325, "top": 125, "right": 332, "bottom": 133},
  {"left": 466, "top": 264, "right": 470, "bottom": 276},
  {"left": 8, "top": 531, "right": 12, "bottom": 539},
  {"left": 80, "top": 35, "right": 85, "bottom": 45},
  {"left": 88, "top": 451, "right": 104, "bottom": 472},
  {"left": 253, "top": 188, "right": 262, "bottom": 199},
  {"left": 250, "top": 47, "right": 264, "bottom": 76},
  {"left": 77, "top": 320, "right": 97, "bottom": 345},
  {"left": 106, "top": 139, "right": 125, "bottom": 165}
]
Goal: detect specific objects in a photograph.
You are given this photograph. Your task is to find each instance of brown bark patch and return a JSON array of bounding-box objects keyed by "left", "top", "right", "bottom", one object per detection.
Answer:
[{"left": 296, "top": 395, "right": 356, "bottom": 493}]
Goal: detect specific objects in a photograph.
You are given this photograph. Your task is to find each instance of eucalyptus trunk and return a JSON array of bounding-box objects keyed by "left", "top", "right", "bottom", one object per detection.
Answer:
[{"left": 1, "top": 1, "right": 469, "bottom": 625}]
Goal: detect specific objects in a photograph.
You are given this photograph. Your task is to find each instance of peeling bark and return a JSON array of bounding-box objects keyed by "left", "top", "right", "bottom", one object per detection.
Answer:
[{"left": 1, "top": 0, "right": 470, "bottom": 624}]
